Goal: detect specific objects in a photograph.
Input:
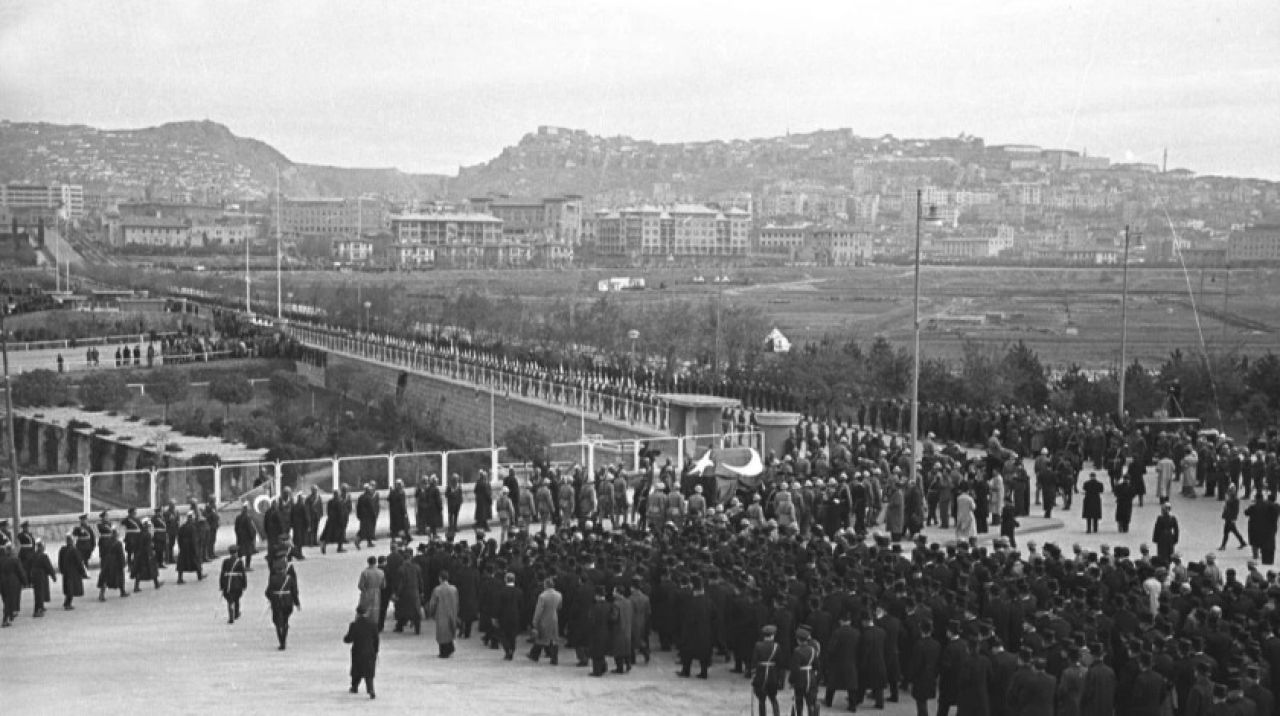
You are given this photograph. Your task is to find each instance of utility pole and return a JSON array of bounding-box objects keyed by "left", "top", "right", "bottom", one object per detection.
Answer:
[
  {"left": 1, "top": 286, "right": 20, "bottom": 526},
  {"left": 275, "top": 167, "right": 283, "bottom": 321},
  {"left": 1222, "top": 265, "right": 1230, "bottom": 341},
  {"left": 909, "top": 189, "right": 923, "bottom": 487},
  {"left": 244, "top": 216, "right": 252, "bottom": 317},
  {"left": 1118, "top": 225, "right": 1134, "bottom": 418}
]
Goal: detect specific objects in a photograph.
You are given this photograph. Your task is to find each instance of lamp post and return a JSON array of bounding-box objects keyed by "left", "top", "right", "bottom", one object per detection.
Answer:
[
  {"left": 627, "top": 329, "right": 640, "bottom": 378},
  {"left": 1117, "top": 225, "right": 1142, "bottom": 419},
  {"left": 244, "top": 222, "right": 252, "bottom": 317},
  {"left": 275, "top": 166, "right": 283, "bottom": 322},
  {"left": 1, "top": 281, "right": 20, "bottom": 526},
  {"left": 363, "top": 300, "right": 372, "bottom": 334},
  {"left": 909, "top": 190, "right": 940, "bottom": 488}
]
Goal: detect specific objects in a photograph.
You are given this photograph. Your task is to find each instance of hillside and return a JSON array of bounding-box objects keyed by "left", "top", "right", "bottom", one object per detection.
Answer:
[
  {"left": 448, "top": 125, "right": 972, "bottom": 199},
  {"left": 0, "top": 119, "right": 447, "bottom": 200}
]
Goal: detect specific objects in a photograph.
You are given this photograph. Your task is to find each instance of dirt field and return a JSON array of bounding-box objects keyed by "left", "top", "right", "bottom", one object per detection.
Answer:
[{"left": 249, "top": 265, "right": 1280, "bottom": 370}]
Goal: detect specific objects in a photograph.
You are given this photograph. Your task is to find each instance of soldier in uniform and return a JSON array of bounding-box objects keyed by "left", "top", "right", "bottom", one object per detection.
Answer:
[
  {"left": 790, "top": 625, "right": 821, "bottom": 716},
  {"left": 71, "top": 515, "right": 96, "bottom": 567},
  {"left": 14, "top": 521, "right": 36, "bottom": 582},
  {"left": 752, "top": 625, "right": 784, "bottom": 716},
  {"left": 150, "top": 508, "right": 168, "bottom": 567},
  {"left": 119, "top": 508, "right": 142, "bottom": 573},
  {"left": 265, "top": 558, "right": 301, "bottom": 650},
  {"left": 220, "top": 545, "right": 248, "bottom": 623}
]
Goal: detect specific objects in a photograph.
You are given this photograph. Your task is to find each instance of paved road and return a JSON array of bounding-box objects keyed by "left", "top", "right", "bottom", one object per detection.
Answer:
[{"left": 0, "top": 463, "right": 1249, "bottom": 714}]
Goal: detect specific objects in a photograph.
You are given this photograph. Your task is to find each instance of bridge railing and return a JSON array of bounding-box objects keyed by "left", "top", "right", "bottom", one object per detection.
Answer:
[
  {"left": 12, "top": 432, "right": 759, "bottom": 522},
  {"left": 285, "top": 323, "right": 672, "bottom": 434}
]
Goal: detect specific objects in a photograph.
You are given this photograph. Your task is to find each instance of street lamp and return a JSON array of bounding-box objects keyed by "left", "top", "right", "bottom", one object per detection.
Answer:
[
  {"left": 627, "top": 329, "right": 640, "bottom": 377},
  {"left": 1117, "top": 225, "right": 1143, "bottom": 420},
  {"left": 909, "top": 190, "right": 942, "bottom": 488},
  {"left": 0, "top": 281, "right": 19, "bottom": 526},
  {"left": 363, "top": 300, "right": 372, "bottom": 334}
]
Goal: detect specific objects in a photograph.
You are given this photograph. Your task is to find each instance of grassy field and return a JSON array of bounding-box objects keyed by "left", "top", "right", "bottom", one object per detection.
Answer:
[{"left": 252, "top": 265, "right": 1280, "bottom": 370}]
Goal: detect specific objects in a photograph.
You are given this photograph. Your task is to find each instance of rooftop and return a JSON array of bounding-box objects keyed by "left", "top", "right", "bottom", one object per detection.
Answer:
[{"left": 392, "top": 213, "right": 503, "bottom": 223}]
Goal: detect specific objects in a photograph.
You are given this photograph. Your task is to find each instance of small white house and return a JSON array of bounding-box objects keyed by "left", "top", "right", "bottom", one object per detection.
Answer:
[{"left": 764, "top": 327, "right": 791, "bottom": 353}]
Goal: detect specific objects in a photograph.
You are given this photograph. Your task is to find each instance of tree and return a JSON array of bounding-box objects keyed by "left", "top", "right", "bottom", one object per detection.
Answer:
[
  {"left": 501, "top": 423, "right": 550, "bottom": 468},
  {"left": 78, "top": 371, "right": 131, "bottom": 411},
  {"left": 208, "top": 374, "right": 253, "bottom": 420},
  {"left": 147, "top": 367, "right": 190, "bottom": 423},
  {"left": 268, "top": 369, "right": 306, "bottom": 407},
  {"left": 1001, "top": 341, "right": 1049, "bottom": 407},
  {"left": 11, "top": 369, "right": 70, "bottom": 407}
]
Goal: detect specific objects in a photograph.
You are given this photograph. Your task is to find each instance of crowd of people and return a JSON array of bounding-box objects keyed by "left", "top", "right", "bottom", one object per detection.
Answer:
[{"left": 7, "top": 397, "right": 1280, "bottom": 714}]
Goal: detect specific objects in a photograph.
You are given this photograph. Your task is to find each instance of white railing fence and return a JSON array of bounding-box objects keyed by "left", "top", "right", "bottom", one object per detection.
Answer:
[{"left": 14, "top": 431, "right": 760, "bottom": 522}]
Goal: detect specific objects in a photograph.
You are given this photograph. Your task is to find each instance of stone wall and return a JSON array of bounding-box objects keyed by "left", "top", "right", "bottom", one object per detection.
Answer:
[{"left": 323, "top": 353, "right": 663, "bottom": 448}]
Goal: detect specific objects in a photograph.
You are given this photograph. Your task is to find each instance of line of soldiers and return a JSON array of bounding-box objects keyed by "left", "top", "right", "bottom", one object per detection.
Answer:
[{"left": 0, "top": 498, "right": 227, "bottom": 625}]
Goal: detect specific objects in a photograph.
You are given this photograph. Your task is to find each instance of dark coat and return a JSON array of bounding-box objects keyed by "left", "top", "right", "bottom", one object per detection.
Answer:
[
  {"left": 857, "top": 623, "right": 888, "bottom": 691},
  {"left": 98, "top": 538, "right": 127, "bottom": 589},
  {"left": 423, "top": 485, "right": 444, "bottom": 530},
  {"left": 908, "top": 636, "right": 941, "bottom": 699},
  {"left": 29, "top": 552, "right": 56, "bottom": 604},
  {"left": 58, "top": 545, "right": 87, "bottom": 598},
  {"left": 474, "top": 479, "right": 493, "bottom": 522},
  {"left": 495, "top": 584, "right": 522, "bottom": 634},
  {"left": 680, "top": 592, "right": 718, "bottom": 659},
  {"left": 344, "top": 616, "right": 380, "bottom": 679},
  {"left": 356, "top": 492, "right": 379, "bottom": 539},
  {"left": 129, "top": 535, "right": 159, "bottom": 581},
  {"left": 1125, "top": 669, "right": 1170, "bottom": 716},
  {"left": 396, "top": 561, "right": 423, "bottom": 617},
  {"left": 321, "top": 494, "right": 350, "bottom": 543},
  {"left": 388, "top": 487, "right": 409, "bottom": 536},
  {"left": 176, "top": 521, "right": 201, "bottom": 573},
  {"left": 234, "top": 513, "right": 257, "bottom": 556},
  {"left": 958, "top": 652, "right": 992, "bottom": 716},
  {"left": 823, "top": 624, "right": 859, "bottom": 691},
  {"left": 588, "top": 597, "right": 619, "bottom": 659},
  {"left": 1007, "top": 669, "right": 1057, "bottom": 716},
  {"left": 0, "top": 553, "right": 24, "bottom": 610},
  {"left": 1082, "top": 479, "right": 1104, "bottom": 520}
]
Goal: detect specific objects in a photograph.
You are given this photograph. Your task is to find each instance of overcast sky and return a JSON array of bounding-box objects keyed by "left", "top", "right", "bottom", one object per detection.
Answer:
[{"left": 2, "top": 0, "right": 1277, "bottom": 179}]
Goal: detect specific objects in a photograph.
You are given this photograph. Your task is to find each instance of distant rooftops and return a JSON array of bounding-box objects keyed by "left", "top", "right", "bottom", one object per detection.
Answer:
[{"left": 392, "top": 212, "right": 503, "bottom": 223}]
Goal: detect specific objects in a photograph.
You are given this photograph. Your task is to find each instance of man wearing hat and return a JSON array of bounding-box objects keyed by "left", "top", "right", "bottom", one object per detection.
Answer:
[
  {"left": 265, "top": 557, "right": 301, "bottom": 650},
  {"left": 344, "top": 606, "right": 379, "bottom": 700},
  {"left": 71, "top": 514, "right": 95, "bottom": 567},
  {"left": 752, "top": 625, "right": 784, "bottom": 716},
  {"left": 495, "top": 571, "right": 523, "bottom": 660},
  {"left": 355, "top": 483, "right": 379, "bottom": 550},
  {"left": 790, "top": 625, "right": 821, "bottom": 716},
  {"left": 1242, "top": 663, "right": 1273, "bottom": 716},
  {"left": 16, "top": 520, "right": 36, "bottom": 583},
  {"left": 1152, "top": 503, "right": 1180, "bottom": 564},
  {"left": 677, "top": 576, "right": 716, "bottom": 679},
  {"left": 219, "top": 545, "right": 248, "bottom": 623}
]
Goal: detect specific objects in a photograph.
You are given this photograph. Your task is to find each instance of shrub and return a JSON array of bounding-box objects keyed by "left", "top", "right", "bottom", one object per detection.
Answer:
[{"left": 78, "top": 372, "right": 132, "bottom": 412}]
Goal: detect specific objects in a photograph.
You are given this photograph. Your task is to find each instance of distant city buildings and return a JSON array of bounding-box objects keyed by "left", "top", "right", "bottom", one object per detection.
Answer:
[
  {"left": 1227, "top": 225, "right": 1280, "bottom": 262},
  {"left": 593, "top": 203, "right": 751, "bottom": 257},
  {"left": 0, "top": 182, "right": 84, "bottom": 219},
  {"left": 467, "top": 195, "right": 583, "bottom": 246},
  {"left": 280, "top": 197, "right": 387, "bottom": 238}
]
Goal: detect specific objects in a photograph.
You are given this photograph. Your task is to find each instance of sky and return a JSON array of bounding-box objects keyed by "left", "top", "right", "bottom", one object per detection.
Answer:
[{"left": 1, "top": 0, "right": 1278, "bottom": 179}]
